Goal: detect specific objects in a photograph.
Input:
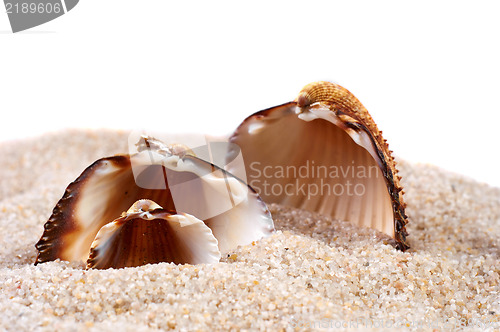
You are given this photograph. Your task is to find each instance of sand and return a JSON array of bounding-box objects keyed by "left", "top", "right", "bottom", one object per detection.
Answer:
[{"left": 0, "top": 130, "right": 498, "bottom": 331}]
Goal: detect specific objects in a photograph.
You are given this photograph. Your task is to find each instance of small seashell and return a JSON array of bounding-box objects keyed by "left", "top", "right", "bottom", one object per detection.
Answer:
[
  {"left": 86, "top": 199, "right": 221, "bottom": 269},
  {"left": 35, "top": 137, "right": 274, "bottom": 267},
  {"left": 229, "top": 81, "right": 409, "bottom": 250}
]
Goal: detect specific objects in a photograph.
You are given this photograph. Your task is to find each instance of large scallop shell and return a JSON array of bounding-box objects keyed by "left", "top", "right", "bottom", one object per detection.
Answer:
[
  {"left": 229, "top": 81, "right": 409, "bottom": 250},
  {"left": 86, "top": 199, "right": 221, "bottom": 269},
  {"left": 35, "top": 136, "right": 274, "bottom": 266}
]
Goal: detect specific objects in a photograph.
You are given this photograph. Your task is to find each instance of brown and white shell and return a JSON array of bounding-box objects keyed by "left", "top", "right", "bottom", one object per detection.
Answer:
[
  {"left": 229, "top": 81, "right": 410, "bottom": 250},
  {"left": 86, "top": 199, "right": 221, "bottom": 269},
  {"left": 35, "top": 137, "right": 274, "bottom": 268}
]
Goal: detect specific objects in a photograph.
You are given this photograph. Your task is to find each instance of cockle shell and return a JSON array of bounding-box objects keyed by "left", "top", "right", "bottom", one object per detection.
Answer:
[
  {"left": 86, "top": 199, "right": 221, "bottom": 269},
  {"left": 229, "top": 81, "right": 409, "bottom": 250},
  {"left": 35, "top": 136, "right": 274, "bottom": 267}
]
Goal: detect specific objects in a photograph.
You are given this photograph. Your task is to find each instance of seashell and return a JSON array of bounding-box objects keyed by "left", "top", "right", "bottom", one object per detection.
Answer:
[
  {"left": 229, "top": 81, "right": 409, "bottom": 250},
  {"left": 86, "top": 199, "right": 221, "bottom": 269},
  {"left": 35, "top": 136, "right": 274, "bottom": 267}
]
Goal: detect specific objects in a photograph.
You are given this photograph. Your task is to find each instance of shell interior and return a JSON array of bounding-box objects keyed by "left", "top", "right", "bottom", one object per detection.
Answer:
[
  {"left": 35, "top": 138, "right": 274, "bottom": 266},
  {"left": 229, "top": 89, "right": 408, "bottom": 249}
]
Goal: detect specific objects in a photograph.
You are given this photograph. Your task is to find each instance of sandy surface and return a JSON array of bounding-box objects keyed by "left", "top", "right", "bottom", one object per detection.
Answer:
[{"left": 0, "top": 130, "right": 499, "bottom": 331}]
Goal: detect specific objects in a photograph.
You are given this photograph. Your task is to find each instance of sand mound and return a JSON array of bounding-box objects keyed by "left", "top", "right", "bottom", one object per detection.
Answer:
[{"left": 0, "top": 130, "right": 498, "bottom": 331}]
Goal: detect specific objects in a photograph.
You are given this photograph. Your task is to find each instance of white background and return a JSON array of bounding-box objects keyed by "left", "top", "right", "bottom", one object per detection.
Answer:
[{"left": 1, "top": 1, "right": 499, "bottom": 187}]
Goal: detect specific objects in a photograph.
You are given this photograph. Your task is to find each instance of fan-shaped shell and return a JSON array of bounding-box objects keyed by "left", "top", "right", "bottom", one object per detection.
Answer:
[
  {"left": 229, "top": 81, "right": 409, "bottom": 250},
  {"left": 35, "top": 136, "right": 274, "bottom": 266},
  {"left": 86, "top": 199, "right": 221, "bottom": 269}
]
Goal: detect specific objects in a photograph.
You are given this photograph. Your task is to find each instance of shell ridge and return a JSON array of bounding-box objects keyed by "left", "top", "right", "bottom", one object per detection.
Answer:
[
  {"left": 34, "top": 155, "right": 131, "bottom": 265},
  {"left": 304, "top": 82, "right": 410, "bottom": 250},
  {"left": 230, "top": 81, "right": 410, "bottom": 250}
]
